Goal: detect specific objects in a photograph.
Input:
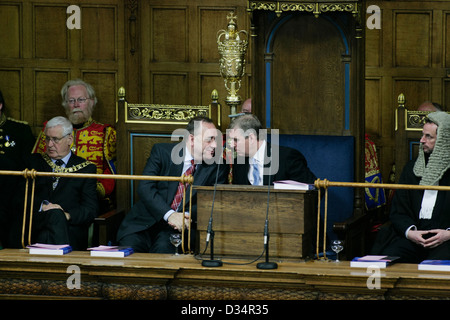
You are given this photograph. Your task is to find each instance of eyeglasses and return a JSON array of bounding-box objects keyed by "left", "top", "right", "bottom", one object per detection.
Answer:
[
  {"left": 44, "top": 134, "right": 69, "bottom": 144},
  {"left": 67, "top": 97, "right": 90, "bottom": 105}
]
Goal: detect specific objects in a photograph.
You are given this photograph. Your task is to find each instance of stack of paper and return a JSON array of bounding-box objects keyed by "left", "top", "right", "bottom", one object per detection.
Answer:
[
  {"left": 273, "top": 180, "right": 314, "bottom": 190},
  {"left": 350, "top": 255, "right": 400, "bottom": 268},
  {"left": 27, "top": 243, "right": 72, "bottom": 255},
  {"left": 87, "top": 245, "right": 134, "bottom": 257},
  {"left": 418, "top": 260, "right": 450, "bottom": 271}
]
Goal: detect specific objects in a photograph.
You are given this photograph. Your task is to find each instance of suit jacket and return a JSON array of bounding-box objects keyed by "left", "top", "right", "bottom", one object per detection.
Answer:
[
  {"left": 25, "top": 152, "right": 98, "bottom": 250},
  {"left": 371, "top": 159, "right": 450, "bottom": 255},
  {"left": 232, "top": 142, "right": 316, "bottom": 185},
  {"left": 117, "top": 142, "right": 228, "bottom": 240},
  {"left": 390, "top": 160, "right": 450, "bottom": 234}
]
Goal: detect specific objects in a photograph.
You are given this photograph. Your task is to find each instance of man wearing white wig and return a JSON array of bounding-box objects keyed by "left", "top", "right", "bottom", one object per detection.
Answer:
[{"left": 372, "top": 111, "right": 450, "bottom": 263}]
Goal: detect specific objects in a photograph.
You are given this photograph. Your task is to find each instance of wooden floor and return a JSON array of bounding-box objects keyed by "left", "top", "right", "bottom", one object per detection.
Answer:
[{"left": 1, "top": 248, "right": 450, "bottom": 300}]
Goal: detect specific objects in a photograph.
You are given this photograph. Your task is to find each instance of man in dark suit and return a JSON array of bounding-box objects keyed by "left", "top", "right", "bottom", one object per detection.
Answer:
[
  {"left": 117, "top": 116, "right": 228, "bottom": 253},
  {"left": 10, "top": 116, "right": 98, "bottom": 250},
  {"left": 228, "top": 114, "right": 316, "bottom": 185}
]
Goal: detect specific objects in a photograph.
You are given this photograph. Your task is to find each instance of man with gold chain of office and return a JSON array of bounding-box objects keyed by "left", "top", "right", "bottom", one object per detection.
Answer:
[{"left": 32, "top": 79, "right": 116, "bottom": 211}]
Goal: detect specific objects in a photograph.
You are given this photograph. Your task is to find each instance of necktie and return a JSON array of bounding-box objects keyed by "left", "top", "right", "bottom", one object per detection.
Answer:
[
  {"left": 252, "top": 160, "right": 260, "bottom": 186},
  {"left": 53, "top": 159, "right": 64, "bottom": 189},
  {"left": 55, "top": 159, "right": 64, "bottom": 167},
  {"left": 171, "top": 159, "right": 195, "bottom": 211}
]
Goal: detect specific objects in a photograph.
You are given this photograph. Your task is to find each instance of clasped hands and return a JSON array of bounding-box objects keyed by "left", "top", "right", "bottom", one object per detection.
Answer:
[
  {"left": 407, "top": 229, "right": 450, "bottom": 248},
  {"left": 168, "top": 211, "right": 191, "bottom": 231},
  {"left": 42, "top": 201, "right": 71, "bottom": 221}
]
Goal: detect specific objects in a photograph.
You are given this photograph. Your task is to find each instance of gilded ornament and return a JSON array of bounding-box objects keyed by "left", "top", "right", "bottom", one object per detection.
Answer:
[{"left": 217, "top": 12, "right": 248, "bottom": 114}]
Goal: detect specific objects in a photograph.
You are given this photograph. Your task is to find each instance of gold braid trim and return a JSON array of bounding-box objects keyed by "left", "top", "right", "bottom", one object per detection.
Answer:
[{"left": 41, "top": 153, "right": 94, "bottom": 173}]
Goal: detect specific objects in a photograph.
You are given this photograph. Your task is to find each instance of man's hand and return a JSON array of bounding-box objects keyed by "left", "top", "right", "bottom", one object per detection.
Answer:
[
  {"left": 407, "top": 229, "right": 450, "bottom": 248},
  {"left": 42, "top": 202, "right": 63, "bottom": 212},
  {"left": 168, "top": 212, "right": 191, "bottom": 231},
  {"left": 42, "top": 202, "right": 70, "bottom": 221}
]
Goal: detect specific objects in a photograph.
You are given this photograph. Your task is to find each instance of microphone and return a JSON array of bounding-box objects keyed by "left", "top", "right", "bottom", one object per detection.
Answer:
[
  {"left": 202, "top": 158, "right": 223, "bottom": 267},
  {"left": 205, "top": 216, "right": 213, "bottom": 243},
  {"left": 257, "top": 150, "right": 278, "bottom": 270}
]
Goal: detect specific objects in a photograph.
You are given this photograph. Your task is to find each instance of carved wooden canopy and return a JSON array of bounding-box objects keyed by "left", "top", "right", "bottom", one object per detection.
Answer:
[{"left": 247, "top": 0, "right": 361, "bottom": 19}]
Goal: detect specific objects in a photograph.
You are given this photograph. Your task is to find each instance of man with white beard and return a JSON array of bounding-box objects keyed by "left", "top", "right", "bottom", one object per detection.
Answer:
[{"left": 33, "top": 79, "right": 116, "bottom": 212}]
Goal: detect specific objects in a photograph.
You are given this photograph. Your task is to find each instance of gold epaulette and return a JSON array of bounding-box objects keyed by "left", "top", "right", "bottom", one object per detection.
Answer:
[{"left": 7, "top": 117, "right": 29, "bottom": 125}]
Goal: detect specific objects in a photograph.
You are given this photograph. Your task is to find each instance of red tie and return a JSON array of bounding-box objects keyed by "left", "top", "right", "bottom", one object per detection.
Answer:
[{"left": 171, "top": 159, "right": 195, "bottom": 211}]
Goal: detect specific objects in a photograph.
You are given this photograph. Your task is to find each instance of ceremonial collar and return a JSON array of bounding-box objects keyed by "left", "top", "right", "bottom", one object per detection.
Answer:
[{"left": 41, "top": 152, "right": 93, "bottom": 173}]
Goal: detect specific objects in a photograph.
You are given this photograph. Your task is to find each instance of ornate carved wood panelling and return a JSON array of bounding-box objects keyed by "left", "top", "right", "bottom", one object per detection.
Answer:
[{"left": 247, "top": 1, "right": 360, "bottom": 17}]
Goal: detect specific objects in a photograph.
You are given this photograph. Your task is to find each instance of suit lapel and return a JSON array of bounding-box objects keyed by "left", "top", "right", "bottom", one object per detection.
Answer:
[{"left": 167, "top": 144, "right": 185, "bottom": 202}]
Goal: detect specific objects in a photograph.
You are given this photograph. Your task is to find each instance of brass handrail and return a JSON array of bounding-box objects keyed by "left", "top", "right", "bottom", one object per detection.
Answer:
[
  {"left": 313, "top": 178, "right": 450, "bottom": 260},
  {"left": 0, "top": 169, "right": 193, "bottom": 251}
]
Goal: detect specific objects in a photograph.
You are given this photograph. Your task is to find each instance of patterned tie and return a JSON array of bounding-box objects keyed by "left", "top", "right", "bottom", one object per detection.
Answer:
[
  {"left": 252, "top": 160, "right": 260, "bottom": 186},
  {"left": 171, "top": 159, "right": 195, "bottom": 211},
  {"left": 53, "top": 159, "right": 64, "bottom": 189}
]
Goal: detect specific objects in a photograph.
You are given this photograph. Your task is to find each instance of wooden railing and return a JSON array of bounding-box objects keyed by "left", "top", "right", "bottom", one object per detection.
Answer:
[
  {"left": 2, "top": 169, "right": 446, "bottom": 260},
  {"left": 314, "top": 178, "right": 450, "bottom": 259}
]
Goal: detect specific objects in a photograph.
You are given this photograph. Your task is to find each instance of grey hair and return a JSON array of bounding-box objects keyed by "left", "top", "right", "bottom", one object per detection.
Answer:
[
  {"left": 46, "top": 116, "right": 73, "bottom": 137},
  {"left": 229, "top": 113, "right": 263, "bottom": 140},
  {"left": 61, "top": 79, "right": 97, "bottom": 109}
]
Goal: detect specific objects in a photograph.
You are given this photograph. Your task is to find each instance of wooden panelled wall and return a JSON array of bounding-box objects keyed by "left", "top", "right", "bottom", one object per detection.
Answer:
[
  {"left": 0, "top": 0, "right": 249, "bottom": 138},
  {"left": 127, "top": 0, "right": 250, "bottom": 134},
  {"left": 0, "top": 0, "right": 125, "bottom": 136},
  {"left": 1, "top": 0, "right": 449, "bottom": 183},
  {"left": 365, "top": 0, "right": 450, "bottom": 182}
]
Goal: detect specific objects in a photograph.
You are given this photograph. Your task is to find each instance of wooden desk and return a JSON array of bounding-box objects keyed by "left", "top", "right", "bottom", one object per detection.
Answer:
[
  {"left": 1, "top": 249, "right": 450, "bottom": 300},
  {"left": 195, "top": 185, "right": 317, "bottom": 260}
]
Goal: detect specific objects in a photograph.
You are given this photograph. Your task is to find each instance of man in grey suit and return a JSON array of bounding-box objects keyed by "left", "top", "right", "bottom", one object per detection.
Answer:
[{"left": 117, "top": 116, "right": 228, "bottom": 253}]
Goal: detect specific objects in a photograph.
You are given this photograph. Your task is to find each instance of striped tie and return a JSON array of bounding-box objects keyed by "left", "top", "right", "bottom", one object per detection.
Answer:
[{"left": 171, "top": 159, "right": 195, "bottom": 211}]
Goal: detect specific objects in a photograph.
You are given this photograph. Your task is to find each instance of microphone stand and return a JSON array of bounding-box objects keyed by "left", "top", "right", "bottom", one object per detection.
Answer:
[
  {"left": 257, "top": 163, "right": 278, "bottom": 270},
  {"left": 202, "top": 161, "right": 223, "bottom": 267}
]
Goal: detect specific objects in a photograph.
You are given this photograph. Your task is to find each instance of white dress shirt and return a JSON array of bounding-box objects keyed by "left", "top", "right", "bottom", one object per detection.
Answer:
[{"left": 248, "top": 140, "right": 266, "bottom": 186}]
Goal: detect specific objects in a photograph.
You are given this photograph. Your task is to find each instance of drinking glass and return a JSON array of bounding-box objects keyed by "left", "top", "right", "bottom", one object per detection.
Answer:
[
  {"left": 169, "top": 233, "right": 182, "bottom": 256},
  {"left": 331, "top": 240, "right": 344, "bottom": 262}
]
